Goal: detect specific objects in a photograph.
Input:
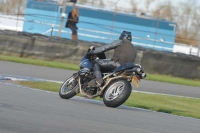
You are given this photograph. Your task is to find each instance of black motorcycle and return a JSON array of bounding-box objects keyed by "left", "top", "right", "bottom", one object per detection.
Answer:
[{"left": 59, "top": 52, "right": 146, "bottom": 108}]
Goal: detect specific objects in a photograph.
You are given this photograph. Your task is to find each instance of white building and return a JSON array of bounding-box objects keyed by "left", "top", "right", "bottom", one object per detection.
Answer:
[{"left": 0, "top": 15, "right": 23, "bottom": 31}]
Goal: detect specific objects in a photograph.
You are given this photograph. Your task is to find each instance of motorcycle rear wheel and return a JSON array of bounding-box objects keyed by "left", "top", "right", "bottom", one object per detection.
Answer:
[
  {"left": 59, "top": 76, "right": 78, "bottom": 99},
  {"left": 103, "top": 80, "right": 132, "bottom": 108}
]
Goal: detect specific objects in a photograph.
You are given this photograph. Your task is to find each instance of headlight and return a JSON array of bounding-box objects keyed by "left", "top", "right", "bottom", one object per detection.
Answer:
[
  {"left": 136, "top": 68, "right": 142, "bottom": 74},
  {"left": 141, "top": 73, "right": 146, "bottom": 79}
]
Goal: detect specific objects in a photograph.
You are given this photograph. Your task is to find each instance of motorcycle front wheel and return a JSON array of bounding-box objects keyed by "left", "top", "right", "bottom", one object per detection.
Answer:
[
  {"left": 59, "top": 76, "right": 78, "bottom": 99},
  {"left": 103, "top": 80, "right": 132, "bottom": 108}
]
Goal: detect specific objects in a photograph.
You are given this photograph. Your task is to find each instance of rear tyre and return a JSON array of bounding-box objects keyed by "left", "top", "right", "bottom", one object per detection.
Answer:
[
  {"left": 103, "top": 80, "right": 132, "bottom": 108},
  {"left": 59, "top": 76, "right": 78, "bottom": 99}
]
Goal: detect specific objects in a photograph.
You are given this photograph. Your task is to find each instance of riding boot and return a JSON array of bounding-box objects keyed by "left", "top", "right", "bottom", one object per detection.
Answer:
[
  {"left": 72, "top": 35, "right": 75, "bottom": 40},
  {"left": 74, "top": 35, "right": 78, "bottom": 40},
  {"left": 71, "top": 35, "right": 77, "bottom": 40}
]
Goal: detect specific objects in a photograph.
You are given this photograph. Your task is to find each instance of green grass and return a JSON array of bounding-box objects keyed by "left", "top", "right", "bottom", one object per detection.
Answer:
[
  {"left": 15, "top": 81, "right": 61, "bottom": 92},
  {"left": 0, "top": 55, "right": 200, "bottom": 87},
  {"left": 146, "top": 74, "right": 200, "bottom": 87},
  {"left": 0, "top": 55, "right": 79, "bottom": 70},
  {"left": 15, "top": 81, "right": 200, "bottom": 119},
  {"left": 126, "top": 92, "right": 200, "bottom": 119}
]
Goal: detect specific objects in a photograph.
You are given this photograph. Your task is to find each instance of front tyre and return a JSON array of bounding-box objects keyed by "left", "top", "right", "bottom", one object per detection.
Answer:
[
  {"left": 59, "top": 76, "right": 78, "bottom": 99},
  {"left": 103, "top": 80, "right": 132, "bottom": 108}
]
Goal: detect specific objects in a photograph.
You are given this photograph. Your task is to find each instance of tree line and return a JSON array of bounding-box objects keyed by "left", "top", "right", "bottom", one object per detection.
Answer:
[{"left": 79, "top": 0, "right": 200, "bottom": 46}]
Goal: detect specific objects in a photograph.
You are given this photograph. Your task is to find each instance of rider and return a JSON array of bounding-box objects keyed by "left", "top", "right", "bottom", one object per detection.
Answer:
[{"left": 86, "top": 31, "right": 137, "bottom": 87}]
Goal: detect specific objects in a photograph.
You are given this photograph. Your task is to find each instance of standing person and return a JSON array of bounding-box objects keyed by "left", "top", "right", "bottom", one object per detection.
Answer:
[
  {"left": 86, "top": 31, "right": 138, "bottom": 87},
  {"left": 65, "top": 7, "right": 79, "bottom": 40}
]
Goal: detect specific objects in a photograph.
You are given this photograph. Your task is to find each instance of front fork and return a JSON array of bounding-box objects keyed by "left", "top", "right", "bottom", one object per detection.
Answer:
[{"left": 70, "top": 73, "right": 80, "bottom": 93}]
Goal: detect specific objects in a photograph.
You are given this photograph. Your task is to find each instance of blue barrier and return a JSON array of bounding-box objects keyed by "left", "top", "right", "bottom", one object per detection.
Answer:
[{"left": 23, "top": 0, "right": 176, "bottom": 52}]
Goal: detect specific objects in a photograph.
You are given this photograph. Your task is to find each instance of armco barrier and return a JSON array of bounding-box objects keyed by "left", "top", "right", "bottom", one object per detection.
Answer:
[
  {"left": 0, "top": 30, "right": 96, "bottom": 62},
  {"left": 141, "top": 50, "right": 200, "bottom": 79},
  {"left": 0, "top": 30, "right": 199, "bottom": 79}
]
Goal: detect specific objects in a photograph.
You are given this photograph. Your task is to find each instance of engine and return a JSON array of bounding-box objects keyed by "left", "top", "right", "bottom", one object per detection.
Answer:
[{"left": 78, "top": 68, "right": 97, "bottom": 95}]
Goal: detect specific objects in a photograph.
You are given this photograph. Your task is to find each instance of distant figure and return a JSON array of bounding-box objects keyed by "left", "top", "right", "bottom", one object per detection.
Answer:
[{"left": 65, "top": 7, "right": 79, "bottom": 40}]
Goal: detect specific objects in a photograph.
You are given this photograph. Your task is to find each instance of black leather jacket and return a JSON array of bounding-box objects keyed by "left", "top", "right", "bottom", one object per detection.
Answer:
[
  {"left": 65, "top": 12, "right": 79, "bottom": 28},
  {"left": 93, "top": 39, "right": 137, "bottom": 64}
]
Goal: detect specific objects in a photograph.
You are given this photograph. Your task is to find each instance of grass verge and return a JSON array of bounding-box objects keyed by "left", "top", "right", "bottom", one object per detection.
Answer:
[
  {"left": 16, "top": 81, "right": 200, "bottom": 119},
  {"left": 0, "top": 55, "right": 79, "bottom": 70},
  {"left": 146, "top": 74, "right": 200, "bottom": 87},
  {"left": 0, "top": 55, "right": 200, "bottom": 87}
]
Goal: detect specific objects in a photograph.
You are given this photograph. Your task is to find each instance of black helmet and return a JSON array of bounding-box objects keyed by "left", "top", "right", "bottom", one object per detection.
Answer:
[{"left": 119, "top": 31, "right": 132, "bottom": 42}]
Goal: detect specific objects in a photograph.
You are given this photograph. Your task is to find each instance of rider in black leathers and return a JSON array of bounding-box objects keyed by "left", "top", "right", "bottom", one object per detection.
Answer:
[{"left": 86, "top": 31, "right": 137, "bottom": 87}]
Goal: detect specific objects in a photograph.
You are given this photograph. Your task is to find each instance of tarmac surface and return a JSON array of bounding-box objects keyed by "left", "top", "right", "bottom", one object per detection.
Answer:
[{"left": 0, "top": 60, "right": 199, "bottom": 133}]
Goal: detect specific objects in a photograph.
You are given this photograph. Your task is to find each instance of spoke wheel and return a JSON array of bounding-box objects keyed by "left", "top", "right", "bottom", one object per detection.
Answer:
[{"left": 59, "top": 76, "right": 78, "bottom": 99}]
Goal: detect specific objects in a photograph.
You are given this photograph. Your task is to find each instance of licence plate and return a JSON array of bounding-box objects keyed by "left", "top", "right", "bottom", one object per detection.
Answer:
[{"left": 132, "top": 76, "right": 140, "bottom": 88}]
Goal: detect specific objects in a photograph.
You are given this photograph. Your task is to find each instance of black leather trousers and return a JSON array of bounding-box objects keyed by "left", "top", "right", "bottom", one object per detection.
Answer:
[{"left": 93, "top": 59, "right": 121, "bottom": 78}]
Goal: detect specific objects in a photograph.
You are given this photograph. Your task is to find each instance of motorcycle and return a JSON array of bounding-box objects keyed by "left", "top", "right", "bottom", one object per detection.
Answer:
[{"left": 59, "top": 51, "right": 146, "bottom": 108}]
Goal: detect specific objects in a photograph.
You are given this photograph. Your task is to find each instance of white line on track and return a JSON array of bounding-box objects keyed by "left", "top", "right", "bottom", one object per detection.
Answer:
[
  {"left": 0, "top": 74, "right": 199, "bottom": 99},
  {"left": 0, "top": 77, "right": 199, "bottom": 120}
]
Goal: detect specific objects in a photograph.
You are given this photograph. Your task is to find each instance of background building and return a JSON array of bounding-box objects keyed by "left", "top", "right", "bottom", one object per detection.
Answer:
[{"left": 23, "top": 0, "right": 176, "bottom": 52}]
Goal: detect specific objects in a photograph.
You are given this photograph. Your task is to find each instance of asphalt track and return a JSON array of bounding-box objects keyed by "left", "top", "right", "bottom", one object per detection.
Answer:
[
  {"left": 0, "top": 61, "right": 199, "bottom": 98},
  {"left": 0, "top": 60, "right": 200, "bottom": 133}
]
